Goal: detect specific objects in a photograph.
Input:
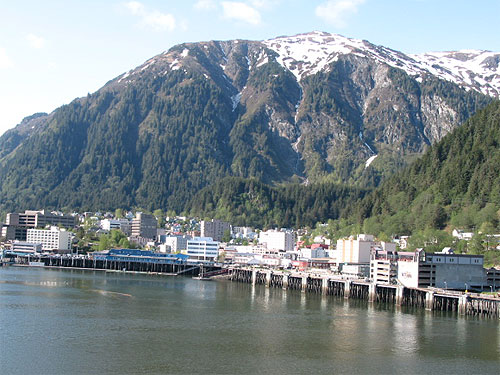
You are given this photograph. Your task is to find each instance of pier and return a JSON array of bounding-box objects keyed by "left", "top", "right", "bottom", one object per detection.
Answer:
[
  {"left": 11, "top": 253, "right": 219, "bottom": 277},
  {"left": 228, "top": 267, "right": 500, "bottom": 318}
]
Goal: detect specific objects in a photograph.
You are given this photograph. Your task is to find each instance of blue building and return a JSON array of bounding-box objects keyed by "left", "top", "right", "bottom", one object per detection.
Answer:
[{"left": 92, "top": 249, "right": 189, "bottom": 264}]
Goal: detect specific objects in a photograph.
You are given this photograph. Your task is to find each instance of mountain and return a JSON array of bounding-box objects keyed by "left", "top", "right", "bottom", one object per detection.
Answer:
[
  {"left": 0, "top": 32, "right": 496, "bottom": 213},
  {"left": 0, "top": 112, "right": 50, "bottom": 159},
  {"left": 348, "top": 100, "right": 500, "bottom": 235}
]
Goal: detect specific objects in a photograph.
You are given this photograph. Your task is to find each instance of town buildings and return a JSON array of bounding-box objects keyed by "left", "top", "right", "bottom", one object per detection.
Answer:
[
  {"left": 26, "top": 226, "right": 73, "bottom": 252},
  {"left": 11, "top": 241, "right": 42, "bottom": 254},
  {"left": 158, "top": 235, "right": 190, "bottom": 253},
  {"left": 131, "top": 212, "right": 157, "bottom": 240},
  {"left": 258, "top": 229, "right": 294, "bottom": 252},
  {"left": 2, "top": 210, "right": 76, "bottom": 241},
  {"left": 100, "top": 218, "right": 131, "bottom": 236},
  {"left": 6, "top": 210, "right": 76, "bottom": 229},
  {"left": 201, "top": 219, "right": 230, "bottom": 242},
  {"left": 185, "top": 237, "right": 219, "bottom": 261}
]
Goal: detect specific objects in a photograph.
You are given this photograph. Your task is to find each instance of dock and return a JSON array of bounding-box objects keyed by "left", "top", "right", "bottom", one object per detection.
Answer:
[
  {"left": 227, "top": 267, "right": 500, "bottom": 318},
  {"left": 11, "top": 254, "right": 220, "bottom": 277}
]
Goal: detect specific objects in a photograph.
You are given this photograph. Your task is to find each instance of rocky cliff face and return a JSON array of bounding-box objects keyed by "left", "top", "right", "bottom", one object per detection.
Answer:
[{"left": 0, "top": 32, "right": 494, "bottom": 212}]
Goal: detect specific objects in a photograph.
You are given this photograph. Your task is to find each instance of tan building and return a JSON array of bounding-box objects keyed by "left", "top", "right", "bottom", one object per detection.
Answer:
[
  {"left": 336, "top": 234, "right": 374, "bottom": 264},
  {"left": 131, "top": 213, "right": 157, "bottom": 240}
]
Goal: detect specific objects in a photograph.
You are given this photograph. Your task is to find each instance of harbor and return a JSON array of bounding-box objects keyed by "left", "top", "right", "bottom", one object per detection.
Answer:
[
  {"left": 4, "top": 252, "right": 500, "bottom": 319},
  {"left": 1, "top": 266, "right": 499, "bottom": 375}
]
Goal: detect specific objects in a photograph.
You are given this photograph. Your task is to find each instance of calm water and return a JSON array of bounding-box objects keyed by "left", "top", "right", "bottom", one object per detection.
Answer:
[{"left": 0, "top": 267, "right": 499, "bottom": 374}]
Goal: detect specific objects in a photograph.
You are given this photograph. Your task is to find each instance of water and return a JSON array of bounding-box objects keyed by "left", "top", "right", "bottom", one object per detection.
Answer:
[{"left": 1, "top": 267, "right": 499, "bottom": 374}]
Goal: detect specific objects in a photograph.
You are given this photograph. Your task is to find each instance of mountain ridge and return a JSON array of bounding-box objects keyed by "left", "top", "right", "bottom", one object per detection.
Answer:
[{"left": 0, "top": 32, "right": 495, "bottom": 214}]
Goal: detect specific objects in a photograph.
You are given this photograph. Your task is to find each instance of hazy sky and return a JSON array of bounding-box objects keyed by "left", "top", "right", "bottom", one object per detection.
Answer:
[{"left": 1, "top": 0, "right": 499, "bottom": 135}]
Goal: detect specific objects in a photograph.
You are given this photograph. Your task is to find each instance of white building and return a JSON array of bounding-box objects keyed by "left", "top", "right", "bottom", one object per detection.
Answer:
[
  {"left": 335, "top": 234, "right": 375, "bottom": 264},
  {"left": 232, "top": 226, "right": 258, "bottom": 240},
  {"left": 26, "top": 226, "right": 73, "bottom": 252},
  {"left": 12, "top": 241, "right": 42, "bottom": 254},
  {"left": 300, "top": 247, "right": 326, "bottom": 259},
  {"left": 100, "top": 218, "right": 131, "bottom": 235},
  {"left": 160, "top": 235, "right": 190, "bottom": 253},
  {"left": 258, "top": 229, "right": 294, "bottom": 252},
  {"left": 452, "top": 229, "right": 474, "bottom": 241},
  {"left": 186, "top": 237, "right": 219, "bottom": 261}
]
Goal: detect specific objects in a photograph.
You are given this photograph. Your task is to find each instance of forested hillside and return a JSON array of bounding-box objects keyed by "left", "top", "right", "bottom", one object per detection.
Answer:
[
  {"left": 347, "top": 100, "right": 500, "bottom": 236},
  {"left": 186, "top": 177, "right": 367, "bottom": 228}
]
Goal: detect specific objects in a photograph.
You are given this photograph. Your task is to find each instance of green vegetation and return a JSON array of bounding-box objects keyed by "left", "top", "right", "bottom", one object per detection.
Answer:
[
  {"left": 95, "top": 230, "right": 136, "bottom": 251},
  {"left": 186, "top": 177, "right": 367, "bottom": 228}
]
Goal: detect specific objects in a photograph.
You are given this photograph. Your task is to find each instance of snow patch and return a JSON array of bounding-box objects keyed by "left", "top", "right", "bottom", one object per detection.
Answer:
[
  {"left": 170, "top": 59, "right": 180, "bottom": 70},
  {"left": 181, "top": 48, "right": 189, "bottom": 57},
  {"left": 365, "top": 155, "right": 378, "bottom": 168},
  {"left": 231, "top": 92, "right": 242, "bottom": 111},
  {"left": 257, "top": 56, "right": 268, "bottom": 68},
  {"left": 118, "top": 70, "right": 131, "bottom": 83}
]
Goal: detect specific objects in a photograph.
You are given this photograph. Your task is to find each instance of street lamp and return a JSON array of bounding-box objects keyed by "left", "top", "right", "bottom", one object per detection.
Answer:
[{"left": 444, "top": 280, "right": 447, "bottom": 290}]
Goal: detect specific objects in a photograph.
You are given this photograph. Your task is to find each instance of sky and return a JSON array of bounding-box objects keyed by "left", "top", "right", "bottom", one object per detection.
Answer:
[{"left": 1, "top": 0, "right": 499, "bottom": 135}]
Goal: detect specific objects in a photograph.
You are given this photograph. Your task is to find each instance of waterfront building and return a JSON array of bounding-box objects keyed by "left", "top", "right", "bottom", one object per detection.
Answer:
[
  {"left": 186, "top": 237, "right": 219, "bottom": 261},
  {"left": 131, "top": 213, "right": 157, "bottom": 240},
  {"left": 92, "top": 248, "right": 189, "bottom": 264},
  {"left": 486, "top": 268, "right": 500, "bottom": 290},
  {"left": 201, "top": 219, "right": 230, "bottom": 242},
  {"left": 341, "top": 263, "right": 370, "bottom": 279},
  {"left": 11, "top": 241, "right": 42, "bottom": 254},
  {"left": 26, "top": 226, "right": 73, "bottom": 252},
  {"left": 370, "top": 248, "right": 399, "bottom": 284},
  {"left": 258, "top": 229, "right": 294, "bottom": 252},
  {"left": 397, "top": 249, "right": 486, "bottom": 290}
]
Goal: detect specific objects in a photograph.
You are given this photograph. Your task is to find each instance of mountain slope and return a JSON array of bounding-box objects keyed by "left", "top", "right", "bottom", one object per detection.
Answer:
[
  {"left": 349, "top": 100, "right": 500, "bottom": 234},
  {"left": 0, "top": 32, "right": 496, "bottom": 213}
]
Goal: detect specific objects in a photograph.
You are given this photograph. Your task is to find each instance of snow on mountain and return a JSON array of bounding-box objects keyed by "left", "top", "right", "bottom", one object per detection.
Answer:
[
  {"left": 409, "top": 50, "right": 500, "bottom": 97},
  {"left": 263, "top": 31, "right": 500, "bottom": 97},
  {"left": 115, "top": 31, "right": 499, "bottom": 98},
  {"left": 262, "top": 31, "right": 364, "bottom": 80}
]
